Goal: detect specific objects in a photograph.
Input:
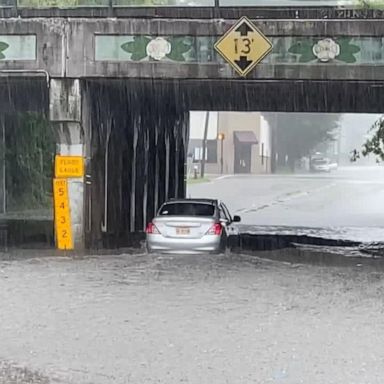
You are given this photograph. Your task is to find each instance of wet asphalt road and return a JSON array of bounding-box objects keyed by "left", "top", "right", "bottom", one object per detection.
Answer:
[
  {"left": 1, "top": 252, "right": 384, "bottom": 384},
  {"left": 188, "top": 166, "right": 384, "bottom": 233}
]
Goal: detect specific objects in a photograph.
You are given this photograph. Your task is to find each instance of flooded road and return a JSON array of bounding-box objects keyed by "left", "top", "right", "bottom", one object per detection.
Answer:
[
  {"left": 1, "top": 252, "right": 384, "bottom": 383},
  {"left": 188, "top": 166, "right": 384, "bottom": 239}
]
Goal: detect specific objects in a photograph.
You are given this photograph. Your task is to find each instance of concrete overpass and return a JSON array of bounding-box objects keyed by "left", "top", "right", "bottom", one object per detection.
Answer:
[
  {"left": 1, "top": 11, "right": 384, "bottom": 80},
  {"left": 0, "top": 5, "right": 384, "bottom": 249}
]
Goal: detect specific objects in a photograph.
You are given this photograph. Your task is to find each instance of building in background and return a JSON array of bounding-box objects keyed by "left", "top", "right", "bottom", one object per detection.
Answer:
[{"left": 188, "top": 111, "right": 272, "bottom": 175}]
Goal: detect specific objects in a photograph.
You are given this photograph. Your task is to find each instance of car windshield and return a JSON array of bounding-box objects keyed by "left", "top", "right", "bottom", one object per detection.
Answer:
[
  {"left": 313, "top": 160, "right": 328, "bottom": 165},
  {"left": 159, "top": 202, "right": 215, "bottom": 217}
]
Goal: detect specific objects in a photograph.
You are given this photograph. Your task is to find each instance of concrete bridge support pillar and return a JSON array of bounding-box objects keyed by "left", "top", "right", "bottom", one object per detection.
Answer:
[
  {"left": 82, "top": 81, "right": 189, "bottom": 249},
  {"left": 49, "top": 78, "right": 84, "bottom": 249}
]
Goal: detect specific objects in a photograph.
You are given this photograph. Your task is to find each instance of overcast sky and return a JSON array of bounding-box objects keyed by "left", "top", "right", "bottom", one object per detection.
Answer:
[
  {"left": 190, "top": 111, "right": 383, "bottom": 142},
  {"left": 189, "top": 111, "right": 218, "bottom": 140}
]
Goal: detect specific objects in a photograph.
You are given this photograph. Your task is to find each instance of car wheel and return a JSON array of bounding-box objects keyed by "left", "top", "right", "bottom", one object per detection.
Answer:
[
  {"left": 217, "top": 233, "right": 227, "bottom": 254},
  {"left": 145, "top": 243, "right": 152, "bottom": 254}
]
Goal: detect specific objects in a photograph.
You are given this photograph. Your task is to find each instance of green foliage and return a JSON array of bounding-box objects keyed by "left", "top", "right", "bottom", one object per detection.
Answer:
[
  {"left": 0, "top": 41, "right": 9, "bottom": 60},
  {"left": 113, "top": 0, "right": 175, "bottom": 4},
  {"left": 121, "top": 36, "right": 192, "bottom": 62},
  {"left": 166, "top": 37, "right": 192, "bottom": 62},
  {"left": 121, "top": 36, "right": 151, "bottom": 61},
  {"left": 4, "top": 113, "right": 55, "bottom": 211},
  {"left": 265, "top": 114, "right": 340, "bottom": 171},
  {"left": 288, "top": 38, "right": 361, "bottom": 64},
  {"left": 17, "top": 0, "right": 108, "bottom": 6},
  {"left": 355, "top": 0, "right": 384, "bottom": 9},
  {"left": 288, "top": 40, "right": 316, "bottom": 63},
  {"left": 16, "top": 0, "right": 175, "bottom": 6},
  {"left": 336, "top": 38, "right": 360, "bottom": 64},
  {"left": 16, "top": 0, "right": 384, "bottom": 7},
  {"left": 352, "top": 116, "right": 384, "bottom": 162}
]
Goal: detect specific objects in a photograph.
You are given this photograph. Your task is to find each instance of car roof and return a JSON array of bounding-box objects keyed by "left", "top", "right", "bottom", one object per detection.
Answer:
[{"left": 164, "top": 198, "right": 218, "bottom": 205}]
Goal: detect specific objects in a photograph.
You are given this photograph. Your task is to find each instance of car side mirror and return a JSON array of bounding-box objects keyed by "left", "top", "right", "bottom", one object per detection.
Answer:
[{"left": 233, "top": 215, "right": 241, "bottom": 223}]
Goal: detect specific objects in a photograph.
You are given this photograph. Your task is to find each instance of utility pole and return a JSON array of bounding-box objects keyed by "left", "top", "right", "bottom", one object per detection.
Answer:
[
  {"left": 270, "top": 113, "right": 278, "bottom": 174},
  {"left": 218, "top": 132, "right": 225, "bottom": 174},
  {"left": 201, "top": 111, "right": 209, "bottom": 178},
  {"left": 221, "top": 137, "right": 224, "bottom": 174}
]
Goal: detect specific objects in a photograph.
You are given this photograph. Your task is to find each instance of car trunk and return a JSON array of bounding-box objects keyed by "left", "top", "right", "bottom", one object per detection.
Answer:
[{"left": 153, "top": 217, "right": 216, "bottom": 239}]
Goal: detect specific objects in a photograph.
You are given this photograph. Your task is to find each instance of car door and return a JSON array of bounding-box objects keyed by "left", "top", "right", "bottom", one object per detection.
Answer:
[
  {"left": 221, "top": 203, "right": 239, "bottom": 236},
  {"left": 218, "top": 204, "right": 229, "bottom": 234}
]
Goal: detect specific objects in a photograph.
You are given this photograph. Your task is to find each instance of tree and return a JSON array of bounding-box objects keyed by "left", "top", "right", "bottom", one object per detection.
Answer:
[
  {"left": 4, "top": 112, "right": 55, "bottom": 211},
  {"left": 351, "top": 115, "right": 384, "bottom": 162},
  {"left": 355, "top": 0, "right": 384, "bottom": 8},
  {"left": 200, "top": 111, "right": 209, "bottom": 178},
  {"left": 17, "top": 0, "right": 174, "bottom": 6},
  {"left": 263, "top": 113, "right": 341, "bottom": 172}
]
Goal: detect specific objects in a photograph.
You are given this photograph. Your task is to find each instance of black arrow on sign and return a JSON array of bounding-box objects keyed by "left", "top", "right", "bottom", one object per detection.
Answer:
[
  {"left": 234, "top": 56, "right": 253, "bottom": 72},
  {"left": 235, "top": 22, "right": 253, "bottom": 36}
]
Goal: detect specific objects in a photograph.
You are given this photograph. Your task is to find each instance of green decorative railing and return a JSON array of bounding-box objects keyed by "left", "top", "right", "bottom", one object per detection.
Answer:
[
  {"left": 2, "top": 31, "right": 384, "bottom": 66},
  {"left": 0, "top": 0, "right": 383, "bottom": 9},
  {"left": 94, "top": 35, "right": 384, "bottom": 65}
]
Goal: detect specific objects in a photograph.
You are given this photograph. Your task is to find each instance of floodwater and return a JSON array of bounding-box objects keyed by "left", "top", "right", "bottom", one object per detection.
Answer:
[
  {"left": 1, "top": 251, "right": 384, "bottom": 384},
  {"left": 0, "top": 11, "right": 383, "bottom": 384}
]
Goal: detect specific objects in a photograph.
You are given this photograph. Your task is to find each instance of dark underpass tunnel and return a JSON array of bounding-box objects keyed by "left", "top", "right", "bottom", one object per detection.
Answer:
[
  {"left": 85, "top": 79, "right": 384, "bottom": 249},
  {"left": 3, "top": 78, "right": 384, "bottom": 250},
  {"left": 0, "top": 77, "right": 53, "bottom": 249}
]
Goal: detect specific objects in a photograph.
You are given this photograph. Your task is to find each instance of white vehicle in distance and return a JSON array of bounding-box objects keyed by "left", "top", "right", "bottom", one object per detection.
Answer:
[
  {"left": 146, "top": 198, "right": 241, "bottom": 254},
  {"left": 328, "top": 161, "right": 338, "bottom": 171},
  {"left": 311, "top": 158, "right": 332, "bottom": 172}
]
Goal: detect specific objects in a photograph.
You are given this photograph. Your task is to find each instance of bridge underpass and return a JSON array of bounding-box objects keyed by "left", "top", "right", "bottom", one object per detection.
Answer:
[
  {"left": 2, "top": 6, "right": 384, "bottom": 382},
  {"left": 0, "top": 8, "right": 384, "bottom": 249},
  {"left": 1, "top": 77, "right": 384, "bottom": 249},
  {"left": 84, "top": 79, "right": 384, "bottom": 248}
]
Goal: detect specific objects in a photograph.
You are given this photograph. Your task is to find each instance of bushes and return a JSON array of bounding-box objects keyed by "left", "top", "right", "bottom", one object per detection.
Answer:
[
  {"left": 356, "top": 0, "right": 384, "bottom": 8},
  {"left": 15, "top": 0, "right": 166, "bottom": 6},
  {"left": 4, "top": 113, "right": 55, "bottom": 211}
]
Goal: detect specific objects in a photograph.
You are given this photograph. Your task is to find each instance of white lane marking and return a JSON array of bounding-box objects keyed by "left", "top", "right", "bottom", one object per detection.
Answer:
[{"left": 238, "top": 182, "right": 338, "bottom": 214}]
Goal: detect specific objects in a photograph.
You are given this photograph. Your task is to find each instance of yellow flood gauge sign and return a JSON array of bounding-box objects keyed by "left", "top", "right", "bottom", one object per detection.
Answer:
[
  {"left": 53, "top": 178, "right": 74, "bottom": 250},
  {"left": 55, "top": 155, "right": 84, "bottom": 178},
  {"left": 214, "top": 16, "right": 273, "bottom": 77}
]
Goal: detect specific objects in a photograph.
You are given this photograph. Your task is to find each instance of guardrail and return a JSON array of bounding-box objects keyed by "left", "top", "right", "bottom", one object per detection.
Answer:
[{"left": 0, "top": 0, "right": 369, "bottom": 9}]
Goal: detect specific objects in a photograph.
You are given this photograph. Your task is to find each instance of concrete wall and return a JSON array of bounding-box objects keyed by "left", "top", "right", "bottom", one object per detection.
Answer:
[
  {"left": 0, "top": 17, "right": 384, "bottom": 80},
  {"left": 0, "top": 12, "right": 382, "bottom": 249}
]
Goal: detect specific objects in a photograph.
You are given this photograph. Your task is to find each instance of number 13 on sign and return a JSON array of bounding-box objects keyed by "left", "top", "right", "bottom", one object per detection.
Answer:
[
  {"left": 215, "top": 17, "right": 273, "bottom": 77},
  {"left": 234, "top": 37, "right": 253, "bottom": 55}
]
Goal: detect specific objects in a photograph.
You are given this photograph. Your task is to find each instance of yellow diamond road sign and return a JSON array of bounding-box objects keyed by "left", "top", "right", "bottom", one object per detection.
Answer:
[{"left": 215, "top": 17, "right": 273, "bottom": 77}]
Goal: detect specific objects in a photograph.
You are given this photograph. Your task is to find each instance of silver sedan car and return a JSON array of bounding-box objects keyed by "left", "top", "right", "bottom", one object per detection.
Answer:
[{"left": 146, "top": 198, "right": 241, "bottom": 254}]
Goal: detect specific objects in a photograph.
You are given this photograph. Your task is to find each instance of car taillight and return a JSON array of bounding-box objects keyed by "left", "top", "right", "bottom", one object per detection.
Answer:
[
  {"left": 146, "top": 222, "right": 160, "bottom": 234},
  {"left": 206, "top": 223, "right": 222, "bottom": 236}
]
